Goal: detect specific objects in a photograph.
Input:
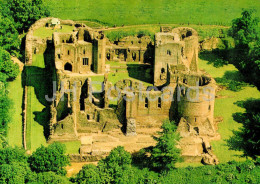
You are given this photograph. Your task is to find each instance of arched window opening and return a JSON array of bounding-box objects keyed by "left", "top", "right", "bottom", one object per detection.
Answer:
[
  {"left": 186, "top": 31, "right": 192, "bottom": 37},
  {"left": 68, "top": 50, "right": 70, "bottom": 55},
  {"left": 183, "top": 79, "right": 187, "bottom": 84},
  {"left": 145, "top": 98, "right": 148, "bottom": 108},
  {"left": 161, "top": 68, "right": 165, "bottom": 73},
  {"left": 83, "top": 49, "right": 86, "bottom": 54},
  {"left": 158, "top": 97, "right": 162, "bottom": 108},
  {"left": 194, "top": 127, "right": 199, "bottom": 134},
  {"left": 132, "top": 52, "right": 136, "bottom": 61},
  {"left": 167, "top": 50, "right": 171, "bottom": 56},
  {"left": 107, "top": 53, "right": 110, "bottom": 60},
  {"left": 64, "top": 63, "right": 72, "bottom": 72},
  {"left": 61, "top": 124, "right": 64, "bottom": 129}
]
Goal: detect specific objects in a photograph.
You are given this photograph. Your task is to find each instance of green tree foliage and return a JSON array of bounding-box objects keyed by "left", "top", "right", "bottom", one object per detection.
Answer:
[
  {"left": 0, "top": 162, "right": 36, "bottom": 184},
  {"left": 0, "top": 147, "right": 35, "bottom": 184},
  {"left": 150, "top": 120, "right": 182, "bottom": 172},
  {"left": 73, "top": 164, "right": 102, "bottom": 184},
  {"left": 0, "top": 16, "right": 20, "bottom": 56},
  {"left": 28, "top": 142, "right": 70, "bottom": 176},
  {"left": 0, "top": 47, "right": 19, "bottom": 81},
  {"left": 231, "top": 9, "right": 260, "bottom": 89},
  {"left": 227, "top": 99, "right": 260, "bottom": 159},
  {"left": 35, "top": 172, "right": 72, "bottom": 184},
  {"left": 98, "top": 146, "right": 132, "bottom": 183},
  {"left": 159, "top": 160, "right": 259, "bottom": 184},
  {"left": 73, "top": 146, "right": 138, "bottom": 184},
  {"left": 0, "top": 147, "right": 28, "bottom": 165},
  {"left": 0, "top": 0, "right": 50, "bottom": 33}
]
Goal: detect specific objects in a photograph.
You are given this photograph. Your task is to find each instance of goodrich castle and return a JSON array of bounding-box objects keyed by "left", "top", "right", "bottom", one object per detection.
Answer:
[{"left": 25, "top": 18, "right": 219, "bottom": 164}]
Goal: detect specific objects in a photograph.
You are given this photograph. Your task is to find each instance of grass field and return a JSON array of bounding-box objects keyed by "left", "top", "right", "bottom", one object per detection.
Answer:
[
  {"left": 33, "top": 25, "right": 75, "bottom": 38},
  {"left": 199, "top": 57, "right": 260, "bottom": 163},
  {"left": 24, "top": 53, "right": 81, "bottom": 153},
  {"left": 7, "top": 72, "right": 23, "bottom": 147},
  {"left": 44, "top": 0, "right": 259, "bottom": 26}
]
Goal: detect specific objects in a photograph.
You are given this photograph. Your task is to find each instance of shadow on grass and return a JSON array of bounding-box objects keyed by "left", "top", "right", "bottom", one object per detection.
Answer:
[
  {"left": 226, "top": 98, "right": 260, "bottom": 159},
  {"left": 215, "top": 70, "right": 250, "bottom": 92},
  {"left": 126, "top": 64, "right": 153, "bottom": 84},
  {"left": 22, "top": 42, "right": 55, "bottom": 140},
  {"left": 199, "top": 51, "right": 229, "bottom": 68}
]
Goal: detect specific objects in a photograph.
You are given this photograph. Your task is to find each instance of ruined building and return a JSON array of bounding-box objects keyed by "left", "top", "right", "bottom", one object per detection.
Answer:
[{"left": 25, "top": 18, "right": 219, "bottom": 164}]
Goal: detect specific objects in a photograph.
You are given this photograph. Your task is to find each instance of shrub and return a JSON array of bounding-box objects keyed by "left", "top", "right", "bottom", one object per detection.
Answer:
[
  {"left": 28, "top": 142, "right": 70, "bottom": 175},
  {"left": 150, "top": 120, "right": 182, "bottom": 172}
]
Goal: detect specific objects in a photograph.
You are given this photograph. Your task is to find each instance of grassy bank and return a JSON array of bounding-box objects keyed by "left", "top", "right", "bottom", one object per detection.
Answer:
[
  {"left": 45, "top": 0, "right": 259, "bottom": 26},
  {"left": 199, "top": 57, "right": 260, "bottom": 163},
  {"left": 7, "top": 72, "right": 23, "bottom": 147}
]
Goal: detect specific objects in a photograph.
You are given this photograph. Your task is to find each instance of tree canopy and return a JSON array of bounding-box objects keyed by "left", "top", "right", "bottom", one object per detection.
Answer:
[
  {"left": 28, "top": 142, "right": 70, "bottom": 175},
  {"left": 0, "top": 0, "right": 50, "bottom": 33},
  {"left": 231, "top": 9, "right": 260, "bottom": 89},
  {"left": 150, "top": 120, "right": 182, "bottom": 172},
  {"left": 227, "top": 99, "right": 260, "bottom": 159},
  {"left": 0, "top": 47, "right": 19, "bottom": 81}
]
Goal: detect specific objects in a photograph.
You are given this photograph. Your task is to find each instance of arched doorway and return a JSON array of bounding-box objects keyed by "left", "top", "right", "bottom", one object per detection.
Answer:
[{"left": 64, "top": 63, "right": 72, "bottom": 72}]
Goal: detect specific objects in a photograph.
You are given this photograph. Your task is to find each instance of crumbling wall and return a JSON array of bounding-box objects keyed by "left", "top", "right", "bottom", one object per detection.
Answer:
[{"left": 105, "top": 35, "right": 153, "bottom": 63}]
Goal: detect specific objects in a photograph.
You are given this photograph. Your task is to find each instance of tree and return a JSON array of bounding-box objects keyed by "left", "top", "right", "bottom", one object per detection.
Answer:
[
  {"left": 36, "top": 172, "right": 72, "bottom": 184},
  {"left": 0, "top": 0, "right": 50, "bottom": 33},
  {"left": 227, "top": 99, "right": 260, "bottom": 159},
  {"left": 73, "top": 164, "right": 102, "bottom": 184},
  {"left": 97, "top": 146, "right": 132, "bottom": 183},
  {"left": 28, "top": 142, "right": 70, "bottom": 176},
  {"left": 0, "top": 16, "right": 20, "bottom": 56},
  {"left": 0, "top": 162, "right": 36, "bottom": 184},
  {"left": 0, "top": 147, "right": 28, "bottom": 165},
  {"left": 150, "top": 120, "right": 182, "bottom": 172},
  {"left": 231, "top": 9, "right": 260, "bottom": 89},
  {"left": 0, "top": 47, "right": 19, "bottom": 81}
]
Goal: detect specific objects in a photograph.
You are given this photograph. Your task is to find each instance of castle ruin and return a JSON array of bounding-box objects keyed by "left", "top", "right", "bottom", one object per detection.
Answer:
[{"left": 25, "top": 18, "right": 219, "bottom": 164}]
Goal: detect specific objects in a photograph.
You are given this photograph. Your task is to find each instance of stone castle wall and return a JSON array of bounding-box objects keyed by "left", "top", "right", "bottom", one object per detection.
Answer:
[{"left": 25, "top": 18, "right": 218, "bottom": 164}]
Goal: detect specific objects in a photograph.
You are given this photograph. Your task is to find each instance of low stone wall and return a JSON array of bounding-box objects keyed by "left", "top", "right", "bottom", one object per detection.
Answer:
[{"left": 69, "top": 154, "right": 105, "bottom": 163}]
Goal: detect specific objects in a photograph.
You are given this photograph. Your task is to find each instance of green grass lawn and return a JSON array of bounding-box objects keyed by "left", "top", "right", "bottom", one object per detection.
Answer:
[
  {"left": 199, "top": 58, "right": 260, "bottom": 163},
  {"left": 33, "top": 25, "right": 75, "bottom": 38},
  {"left": 26, "top": 54, "right": 48, "bottom": 151},
  {"left": 25, "top": 53, "right": 81, "bottom": 153},
  {"left": 63, "top": 141, "right": 81, "bottom": 154},
  {"left": 45, "top": 0, "right": 259, "bottom": 26},
  {"left": 7, "top": 72, "right": 23, "bottom": 147}
]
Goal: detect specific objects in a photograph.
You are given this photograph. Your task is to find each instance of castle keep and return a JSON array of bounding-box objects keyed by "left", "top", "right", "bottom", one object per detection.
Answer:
[{"left": 25, "top": 18, "right": 219, "bottom": 164}]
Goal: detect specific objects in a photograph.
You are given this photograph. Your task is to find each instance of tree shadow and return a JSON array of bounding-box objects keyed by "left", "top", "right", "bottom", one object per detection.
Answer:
[
  {"left": 226, "top": 98, "right": 260, "bottom": 159},
  {"left": 199, "top": 51, "right": 229, "bottom": 68},
  {"left": 215, "top": 70, "right": 249, "bottom": 92}
]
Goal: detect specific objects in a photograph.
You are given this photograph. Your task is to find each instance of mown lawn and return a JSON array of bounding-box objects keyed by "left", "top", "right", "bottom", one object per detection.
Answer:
[
  {"left": 25, "top": 53, "right": 81, "bottom": 153},
  {"left": 45, "top": 0, "right": 259, "bottom": 26},
  {"left": 7, "top": 72, "right": 23, "bottom": 147},
  {"left": 199, "top": 57, "right": 260, "bottom": 163},
  {"left": 33, "top": 25, "right": 75, "bottom": 38}
]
